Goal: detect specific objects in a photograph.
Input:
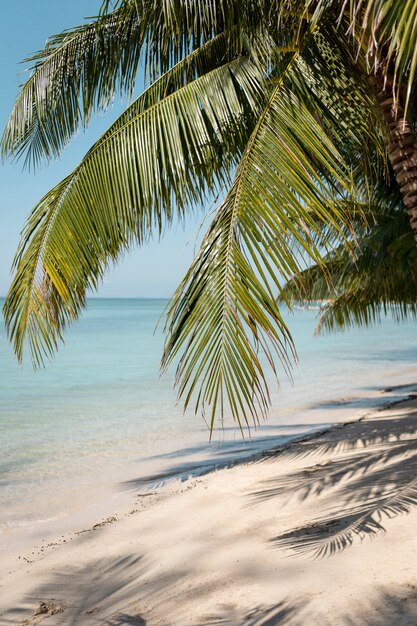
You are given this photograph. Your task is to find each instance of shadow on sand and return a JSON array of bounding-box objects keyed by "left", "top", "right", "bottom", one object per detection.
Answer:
[
  {"left": 1, "top": 555, "right": 147, "bottom": 625},
  {"left": 200, "top": 588, "right": 417, "bottom": 625},
  {"left": 248, "top": 396, "right": 417, "bottom": 558},
  {"left": 4, "top": 394, "right": 417, "bottom": 625},
  {"left": 121, "top": 426, "right": 332, "bottom": 490},
  {"left": 200, "top": 601, "right": 302, "bottom": 625}
]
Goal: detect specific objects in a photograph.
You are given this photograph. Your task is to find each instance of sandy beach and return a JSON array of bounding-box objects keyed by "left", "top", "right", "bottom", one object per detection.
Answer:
[{"left": 1, "top": 388, "right": 417, "bottom": 625}]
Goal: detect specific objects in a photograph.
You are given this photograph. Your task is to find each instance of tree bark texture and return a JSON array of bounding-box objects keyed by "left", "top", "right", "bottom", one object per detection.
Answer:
[{"left": 375, "top": 78, "right": 417, "bottom": 245}]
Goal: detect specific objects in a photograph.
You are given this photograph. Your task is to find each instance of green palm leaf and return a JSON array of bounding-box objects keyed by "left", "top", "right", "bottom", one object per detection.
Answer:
[
  {"left": 281, "top": 182, "right": 417, "bottom": 332},
  {"left": 162, "top": 41, "right": 357, "bottom": 429},
  {"left": 345, "top": 0, "right": 417, "bottom": 114},
  {"left": 1, "top": 0, "right": 270, "bottom": 167},
  {"left": 3, "top": 55, "right": 264, "bottom": 367},
  {"left": 1, "top": 3, "right": 143, "bottom": 167}
]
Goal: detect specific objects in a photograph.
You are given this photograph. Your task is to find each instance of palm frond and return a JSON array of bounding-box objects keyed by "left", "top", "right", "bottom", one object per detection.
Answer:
[
  {"left": 298, "top": 17, "right": 386, "bottom": 167},
  {"left": 281, "top": 170, "right": 417, "bottom": 332},
  {"left": 3, "top": 56, "right": 264, "bottom": 366},
  {"left": 345, "top": 0, "right": 417, "bottom": 115},
  {"left": 317, "top": 291, "right": 417, "bottom": 333},
  {"left": 162, "top": 35, "right": 358, "bottom": 429},
  {"left": 2, "top": 0, "right": 273, "bottom": 167},
  {"left": 1, "top": 3, "right": 144, "bottom": 167},
  {"left": 268, "top": 16, "right": 388, "bottom": 262}
]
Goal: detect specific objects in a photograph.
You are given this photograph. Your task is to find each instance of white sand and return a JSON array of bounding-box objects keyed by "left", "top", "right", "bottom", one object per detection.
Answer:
[{"left": 1, "top": 393, "right": 417, "bottom": 625}]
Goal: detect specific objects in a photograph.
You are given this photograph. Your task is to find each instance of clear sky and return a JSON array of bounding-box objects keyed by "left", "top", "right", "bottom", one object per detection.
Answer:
[{"left": 0, "top": 1, "right": 206, "bottom": 298}]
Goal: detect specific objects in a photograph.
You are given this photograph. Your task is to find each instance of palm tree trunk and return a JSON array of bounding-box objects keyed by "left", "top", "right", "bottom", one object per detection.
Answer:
[{"left": 375, "top": 78, "right": 417, "bottom": 245}]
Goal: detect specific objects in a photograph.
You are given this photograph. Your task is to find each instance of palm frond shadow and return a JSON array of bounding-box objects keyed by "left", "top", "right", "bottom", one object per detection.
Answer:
[
  {"left": 1, "top": 551, "right": 205, "bottom": 625},
  {"left": 121, "top": 430, "right": 313, "bottom": 490},
  {"left": 109, "top": 615, "right": 146, "bottom": 626},
  {"left": 200, "top": 588, "right": 417, "bottom": 625},
  {"left": 249, "top": 399, "right": 417, "bottom": 558},
  {"left": 316, "top": 587, "right": 417, "bottom": 626},
  {"left": 0, "top": 554, "right": 149, "bottom": 625},
  {"left": 3, "top": 545, "right": 246, "bottom": 625},
  {"left": 200, "top": 601, "right": 301, "bottom": 625},
  {"left": 259, "top": 397, "right": 417, "bottom": 462}
]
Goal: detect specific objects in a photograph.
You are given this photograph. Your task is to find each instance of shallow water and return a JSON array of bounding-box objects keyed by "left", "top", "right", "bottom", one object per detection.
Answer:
[{"left": 1, "top": 298, "right": 416, "bottom": 533}]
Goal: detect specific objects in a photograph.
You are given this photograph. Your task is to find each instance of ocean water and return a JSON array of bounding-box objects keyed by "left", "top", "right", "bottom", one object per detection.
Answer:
[{"left": 1, "top": 298, "right": 417, "bottom": 535}]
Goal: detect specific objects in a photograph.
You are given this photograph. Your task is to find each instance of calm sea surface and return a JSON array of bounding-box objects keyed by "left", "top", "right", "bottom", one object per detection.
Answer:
[{"left": 1, "top": 298, "right": 417, "bottom": 533}]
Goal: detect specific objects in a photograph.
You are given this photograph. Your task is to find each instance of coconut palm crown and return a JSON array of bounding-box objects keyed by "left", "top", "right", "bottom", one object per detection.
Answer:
[{"left": 3, "top": 0, "right": 417, "bottom": 429}]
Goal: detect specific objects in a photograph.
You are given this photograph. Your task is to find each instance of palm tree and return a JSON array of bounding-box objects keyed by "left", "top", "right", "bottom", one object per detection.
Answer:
[{"left": 3, "top": 0, "right": 417, "bottom": 429}]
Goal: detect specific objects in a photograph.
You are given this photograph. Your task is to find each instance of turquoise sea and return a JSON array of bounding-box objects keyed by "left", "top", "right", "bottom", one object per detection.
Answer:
[{"left": 1, "top": 298, "right": 417, "bottom": 535}]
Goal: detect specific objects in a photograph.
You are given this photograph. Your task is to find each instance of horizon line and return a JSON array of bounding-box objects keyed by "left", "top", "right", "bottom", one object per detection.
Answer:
[{"left": 0, "top": 295, "right": 172, "bottom": 300}]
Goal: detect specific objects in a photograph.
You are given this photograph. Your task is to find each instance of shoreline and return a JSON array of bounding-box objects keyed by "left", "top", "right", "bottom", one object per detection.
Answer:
[
  {"left": 2, "top": 380, "right": 417, "bottom": 624},
  {"left": 2, "top": 374, "right": 417, "bottom": 564},
  {"left": 3, "top": 301, "right": 417, "bottom": 566}
]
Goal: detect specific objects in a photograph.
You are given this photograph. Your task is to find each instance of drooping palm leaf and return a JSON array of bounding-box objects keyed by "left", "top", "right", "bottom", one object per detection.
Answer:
[
  {"left": 281, "top": 181, "right": 417, "bottom": 332},
  {"left": 162, "top": 23, "right": 362, "bottom": 428},
  {"left": 1, "top": 0, "right": 271, "bottom": 167},
  {"left": 160, "top": 12, "right": 398, "bottom": 429},
  {"left": 1, "top": 3, "right": 144, "bottom": 167},
  {"left": 3, "top": 55, "right": 264, "bottom": 367}
]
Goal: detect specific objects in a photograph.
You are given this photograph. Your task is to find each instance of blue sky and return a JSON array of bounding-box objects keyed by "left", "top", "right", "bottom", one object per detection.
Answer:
[{"left": 0, "top": 1, "right": 206, "bottom": 298}]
